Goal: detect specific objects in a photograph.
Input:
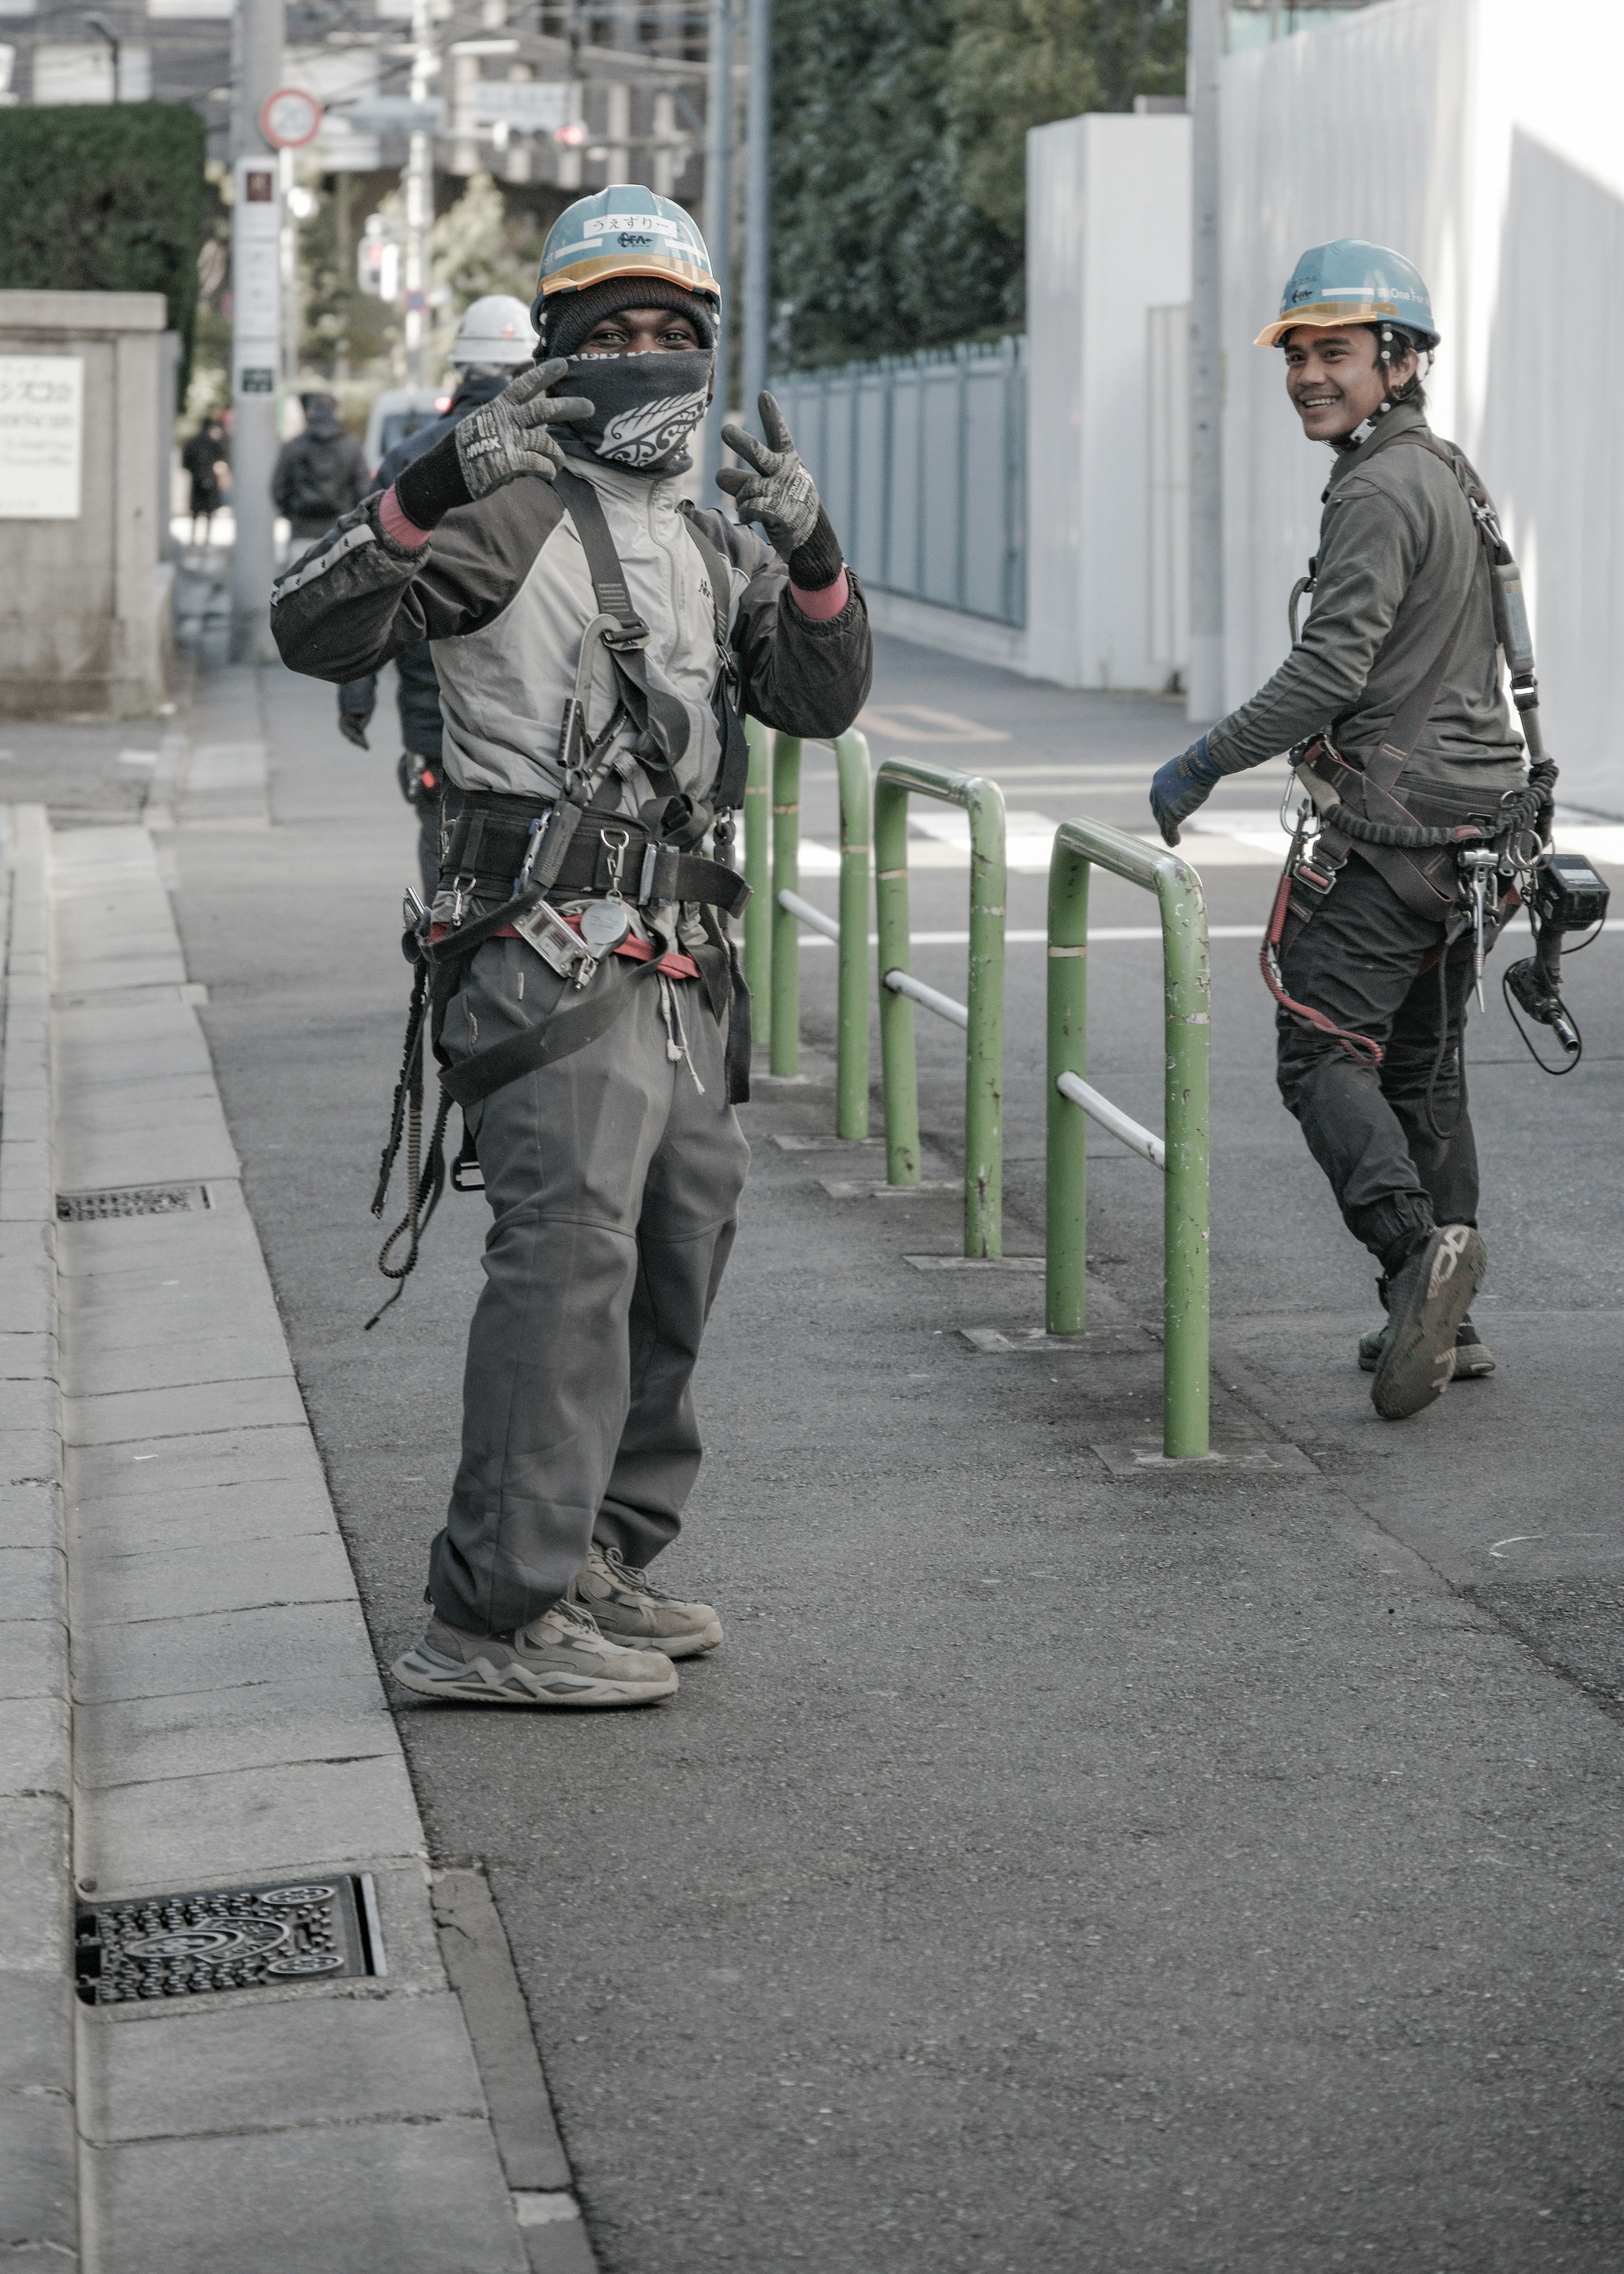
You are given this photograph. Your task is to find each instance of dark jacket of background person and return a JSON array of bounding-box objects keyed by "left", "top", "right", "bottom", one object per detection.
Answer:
[
  {"left": 181, "top": 421, "right": 228, "bottom": 516},
  {"left": 337, "top": 371, "right": 509, "bottom": 761},
  {"left": 272, "top": 401, "right": 371, "bottom": 541}
]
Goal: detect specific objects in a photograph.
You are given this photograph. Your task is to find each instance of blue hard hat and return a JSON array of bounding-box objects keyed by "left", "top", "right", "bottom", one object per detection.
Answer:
[
  {"left": 535, "top": 185, "right": 719, "bottom": 316},
  {"left": 1256, "top": 238, "right": 1439, "bottom": 350}
]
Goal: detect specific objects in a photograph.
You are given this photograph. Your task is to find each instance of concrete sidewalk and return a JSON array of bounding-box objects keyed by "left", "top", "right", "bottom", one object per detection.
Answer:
[
  {"left": 153, "top": 652, "right": 1624, "bottom": 2273},
  {"left": 2, "top": 801, "right": 595, "bottom": 2271}
]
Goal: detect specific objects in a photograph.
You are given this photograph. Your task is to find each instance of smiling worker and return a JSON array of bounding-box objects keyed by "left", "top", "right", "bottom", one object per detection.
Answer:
[
  {"left": 271, "top": 186, "right": 870, "bottom": 1706},
  {"left": 1149, "top": 240, "right": 1536, "bottom": 1422}
]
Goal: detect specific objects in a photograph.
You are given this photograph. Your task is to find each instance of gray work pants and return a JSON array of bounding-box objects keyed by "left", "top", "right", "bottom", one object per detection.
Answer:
[
  {"left": 1276, "top": 850, "right": 1479, "bottom": 1271},
  {"left": 428, "top": 936, "right": 749, "bottom": 1637}
]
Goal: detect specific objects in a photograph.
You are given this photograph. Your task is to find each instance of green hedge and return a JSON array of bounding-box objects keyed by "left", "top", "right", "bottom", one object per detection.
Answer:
[{"left": 0, "top": 102, "right": 208, "bottom": 393}]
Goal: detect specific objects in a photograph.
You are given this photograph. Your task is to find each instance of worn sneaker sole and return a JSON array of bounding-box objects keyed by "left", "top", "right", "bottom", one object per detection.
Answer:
[
  {"left": 594, "top": 1616, "right": 724, "bottom": 1659},
  {"left": 390, "top": 1642, "right": 678, "bottom": 1708},
  {"left": 1358, "top": 1329, "right": 1496, "bottom": 1376},
  {"left": 1370, "top": 1227, "right": 1487, "bottom": 1421}
]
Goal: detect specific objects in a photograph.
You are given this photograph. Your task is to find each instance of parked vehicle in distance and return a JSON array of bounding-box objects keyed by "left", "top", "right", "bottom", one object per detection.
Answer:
[{"left": 364, "top": 387, "right": 453, "bottom": 475}]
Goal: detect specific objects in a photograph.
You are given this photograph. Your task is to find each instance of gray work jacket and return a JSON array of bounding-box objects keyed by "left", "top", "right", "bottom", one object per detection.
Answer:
[
  {"left": 1206, "top": 401, "right": 1524, "bottom": 802},
  {"left": 269, "top": 456, "right": 871, "bottom": 818}
]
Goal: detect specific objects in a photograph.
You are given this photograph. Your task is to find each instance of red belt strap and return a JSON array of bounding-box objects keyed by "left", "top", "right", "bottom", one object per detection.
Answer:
[{"left": 429, "top": 909, "right": 701, "bottom": 981}]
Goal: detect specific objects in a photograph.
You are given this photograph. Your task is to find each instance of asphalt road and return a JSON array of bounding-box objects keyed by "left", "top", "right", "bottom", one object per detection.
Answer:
[{"left": 112, "top": 624, "right": 1624, "bottom": 2268}]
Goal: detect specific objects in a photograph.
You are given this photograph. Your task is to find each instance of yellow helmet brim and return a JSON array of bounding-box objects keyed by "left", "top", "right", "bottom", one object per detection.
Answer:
[
  {"left": 540, "top": 249, "right": 721, "bottom": 301},
  {"left": 1256, "top": 301, "right": 1401, "bottom": 347}
]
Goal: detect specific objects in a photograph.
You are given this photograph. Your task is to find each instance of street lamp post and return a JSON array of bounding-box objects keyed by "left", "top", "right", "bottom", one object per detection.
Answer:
[
  {"left": 700, "top": 0, "right": 735, "bottom": 501},
  {"left": 1187, "top": 0, "right": 1224, "bottom": 722},
  {"left": 230, "top": 0, "right": 286, "bottom": 663},
  {"left": 404, "top": 0, "right": 439, "bottom": 387},
  {"left": 740, "top": 0, "right": 770, "bottom": 425}
]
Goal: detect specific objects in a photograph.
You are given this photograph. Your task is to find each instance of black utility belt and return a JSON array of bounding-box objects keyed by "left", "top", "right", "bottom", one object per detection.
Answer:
[{"left": 442, "top": 802, "right": 749, "bottom": 917}]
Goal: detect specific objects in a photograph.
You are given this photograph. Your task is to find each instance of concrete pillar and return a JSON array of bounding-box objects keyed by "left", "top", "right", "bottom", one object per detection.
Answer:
[{"left": 0, "top": 290, "right": 172, "bottom": 717}]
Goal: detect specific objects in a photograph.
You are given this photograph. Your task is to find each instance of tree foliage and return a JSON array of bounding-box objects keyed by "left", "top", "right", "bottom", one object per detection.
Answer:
[
  {"left": 772, "top": 0, "right": 1020, "bottom": 367},
  {"left": 773, "top": 0, "right": 1186, "bottom": 365},
  {"left": 0, "top": 102, "right": 207, "bottom": 391}
]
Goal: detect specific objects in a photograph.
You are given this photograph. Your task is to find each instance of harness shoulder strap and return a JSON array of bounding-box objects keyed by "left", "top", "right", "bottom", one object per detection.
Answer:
[
  {"left": 679, "top": 503, "right": 752, "bottom": 813},
  {"left": 552, "top": 470, "right": 691, "bottom": 788}
]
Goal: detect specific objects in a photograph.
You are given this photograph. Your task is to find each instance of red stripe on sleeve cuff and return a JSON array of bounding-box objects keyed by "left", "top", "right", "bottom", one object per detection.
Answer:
[
  {"left": 789, "top": 568, "right": 849, "bottom": 621},
  {"left": 379, "top": 484, "right": 432, "bottom": 548}
]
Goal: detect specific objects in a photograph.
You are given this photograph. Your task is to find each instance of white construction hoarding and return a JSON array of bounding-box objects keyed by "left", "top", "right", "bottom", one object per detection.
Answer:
[{"left": 1222, "top": 0, "right": 1624, "bottom": 810}]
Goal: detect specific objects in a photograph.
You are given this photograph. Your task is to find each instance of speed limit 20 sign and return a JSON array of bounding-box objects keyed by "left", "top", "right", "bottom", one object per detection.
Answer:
[{"left": 260, "top": 88, "right": 324, "bottom": 149}]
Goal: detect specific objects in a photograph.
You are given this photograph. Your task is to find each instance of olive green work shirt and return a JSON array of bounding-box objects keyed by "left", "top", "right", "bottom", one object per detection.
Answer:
[{"left": 1205, "top": 400, "right": 1525, "bottom": 802}]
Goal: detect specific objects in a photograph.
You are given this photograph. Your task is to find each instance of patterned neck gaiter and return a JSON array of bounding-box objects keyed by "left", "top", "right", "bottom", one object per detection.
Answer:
[{"left": 560, "top": 349, "right": 715, "bottom": 474}]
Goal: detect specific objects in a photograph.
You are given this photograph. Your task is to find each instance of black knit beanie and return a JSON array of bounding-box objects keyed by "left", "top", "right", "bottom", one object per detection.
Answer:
[{"left": 537, "top": 273, "right": 717, "bottom": 362}]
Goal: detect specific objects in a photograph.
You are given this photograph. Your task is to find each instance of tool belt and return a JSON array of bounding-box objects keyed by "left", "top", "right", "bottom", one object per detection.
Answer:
[{"left": 440, "top": 790, "right": 750, "bottom": 919}]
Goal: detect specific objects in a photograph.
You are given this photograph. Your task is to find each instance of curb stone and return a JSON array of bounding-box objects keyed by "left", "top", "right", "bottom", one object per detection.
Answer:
[{"left": 0, "top": 806, "right": 78, "bottom": 2269}]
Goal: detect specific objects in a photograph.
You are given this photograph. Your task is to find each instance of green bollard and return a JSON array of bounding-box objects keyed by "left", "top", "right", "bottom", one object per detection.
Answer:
[
  {"left": 1045, "top": 817, "right": 1210, "bottom": 1457},
  {"left": 873, "top": 761, "right": 1005, "bottom": 1255},
  {"left": 1045, "top": 846, "right": 1090, "bottom": 1335},
  {"left": 963, "top": 775, "right": 1005, "bottom": 1259},
  {"left": 770, "top": 735, "right": 802, "bottom": 1077},
  {"left": 873, "top": 771, "right": 919, "bottom": 1186},
  {"left": 743, "top": 717, "right": 772, "bottom": 1055},
  {"left": 1159, "top": 854, "right": 1211, "bottom": 1458},
  {"left": 833, "top": 729, "right": 871, "bottom": 1141}
]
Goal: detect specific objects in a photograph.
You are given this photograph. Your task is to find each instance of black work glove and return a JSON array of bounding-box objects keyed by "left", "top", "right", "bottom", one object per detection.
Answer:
[
  {"left": 1149, "top": 735, "right": 1224, "bottom": 847},
  {"left": 392, "top": 359, "right": 594, "bottom": 531},
  {"left": 716, "top": 392, "right": 844, "bottom": 590},
  {"left": 337, "top": 709, "right": 371, "bottom": 751}
]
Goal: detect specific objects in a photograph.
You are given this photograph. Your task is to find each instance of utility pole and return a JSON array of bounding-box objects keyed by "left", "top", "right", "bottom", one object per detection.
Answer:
[
  {"left": 229, "top": 0, "right": 285, "bottom": 663},
  {"left": 700, "top": 0, "right": 734, "bottom": 501},
  {"left": 404, "top": 0, "right": 439, "bottom": 387},
  {"left": 1187, "top": 0, "right": 1223, "bottom": 722},
  {"left": 740, "top": 0, "right": 770, "bottom": 426}
]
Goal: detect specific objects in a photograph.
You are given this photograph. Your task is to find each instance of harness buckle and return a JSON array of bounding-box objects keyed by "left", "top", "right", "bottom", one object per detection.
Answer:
[{"left": 602, "top": 615, "right": 650, "bottom": 654}]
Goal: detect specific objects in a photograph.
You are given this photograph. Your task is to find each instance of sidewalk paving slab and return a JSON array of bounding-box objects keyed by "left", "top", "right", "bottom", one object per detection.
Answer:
[{"left": 44, "top": 816, "right": 542, "bottom": 2272}]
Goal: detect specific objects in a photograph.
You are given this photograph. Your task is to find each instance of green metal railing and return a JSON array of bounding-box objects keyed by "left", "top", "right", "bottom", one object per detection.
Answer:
[
  {"left": 1046, "top": 816, "right": 1210, "bottom": 1458},
  {"left": 739, "top": 725, "right": 872, "bottom": 1137},
  {"left": 873, "top": 760, "right": 1006, "bottom": 1259},
  {"left": 742, "top": 718, "right": 773, "bottom": 1045}
]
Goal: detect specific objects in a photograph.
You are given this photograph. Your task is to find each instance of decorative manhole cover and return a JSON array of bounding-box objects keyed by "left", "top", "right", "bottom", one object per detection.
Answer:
[
  {"left": 76, "top": 1875, "right": 382, "bottom": 2004},
  {"left": 57, "top": 1183, "right": 212, "bottom": 1222}
]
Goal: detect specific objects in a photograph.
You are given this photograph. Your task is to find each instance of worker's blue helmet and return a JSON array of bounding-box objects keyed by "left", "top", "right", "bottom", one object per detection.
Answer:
[
  {"left": 1256, "top": 239, "right": 1439, "bottom": 351},
  {"left": 532, "top": 186, "right": 719, "bottom": 340}
]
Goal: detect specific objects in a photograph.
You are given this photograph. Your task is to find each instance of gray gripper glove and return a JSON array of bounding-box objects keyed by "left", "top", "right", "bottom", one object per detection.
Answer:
[
  {"left": 455, "top": 358, "right": 595, "bottom": 498},
  {"left": 717, "top": 393, "right": 844, "bottom": 588},
  {"left": 392, "top": 359, "right": 594, "bottom": 530}
]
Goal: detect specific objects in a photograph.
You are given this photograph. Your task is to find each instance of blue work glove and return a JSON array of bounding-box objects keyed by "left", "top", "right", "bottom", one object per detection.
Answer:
[{"left": 1149, "top": 735, "right": 1224, "bottom": 847}]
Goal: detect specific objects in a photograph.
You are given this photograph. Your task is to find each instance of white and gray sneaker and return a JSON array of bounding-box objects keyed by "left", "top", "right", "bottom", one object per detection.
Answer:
[
  {"left": 568, "top": 1543, "right": 723, "bottom": 1659},
  {"left": 391, "top": 1599, "right": 678, "bottom": 1708}
]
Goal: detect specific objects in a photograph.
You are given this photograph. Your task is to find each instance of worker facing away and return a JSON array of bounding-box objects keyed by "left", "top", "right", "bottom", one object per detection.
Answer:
[
  {"left": 337, "top": 296, "right": 540, "bottom": 899},
  {"left": 270, "top": 186, "right": 872, "bottom": 1707},
  {"left": 272, "top": 392, "right": 371, "bottom": 547},
  {"left": 1151, "top": 239, "right": 1552, "bottom": 1422}
]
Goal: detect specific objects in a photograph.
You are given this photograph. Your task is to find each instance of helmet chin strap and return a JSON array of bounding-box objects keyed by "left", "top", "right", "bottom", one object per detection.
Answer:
[{"left": 1331, "top": 321, "right": 1432, "bottom": 452}]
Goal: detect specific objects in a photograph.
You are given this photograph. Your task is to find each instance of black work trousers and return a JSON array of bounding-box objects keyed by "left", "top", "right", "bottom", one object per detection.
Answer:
[{"left": 1276, "top": 850, "right": 1480, "bottom": 1269}]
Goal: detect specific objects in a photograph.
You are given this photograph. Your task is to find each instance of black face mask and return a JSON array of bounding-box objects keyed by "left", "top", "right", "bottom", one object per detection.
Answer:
[{"left": 560, "top": 348, "right": 714, "bottom": 473}]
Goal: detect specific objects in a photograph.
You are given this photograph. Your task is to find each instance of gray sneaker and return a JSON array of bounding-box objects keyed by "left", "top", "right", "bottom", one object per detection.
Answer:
[
  {"left": 568, "top": 1543, "right": 723, "bottom": 1658},
  {"left": 1370, "top": 1224, "right": 1487, "bottom": 1420},
  {"left": 1359, "top": 1312, "right": 1495, "bottom": 1378},
  {"left": 391, "top": 1599, "right": 678, "bottom": 1708}
]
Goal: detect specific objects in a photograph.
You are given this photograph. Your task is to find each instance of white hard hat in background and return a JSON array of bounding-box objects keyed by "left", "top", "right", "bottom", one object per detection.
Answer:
[{"left": 450, "top": 294, "right": 536, "bottom": 369}]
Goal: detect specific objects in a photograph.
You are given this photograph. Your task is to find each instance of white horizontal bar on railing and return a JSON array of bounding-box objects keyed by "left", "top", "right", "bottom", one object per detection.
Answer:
[
  {"left": 776, "top": 887, "right": 840, "bottom": 944},
  {"left": 882, "top": 967, "right": 969, "bottom": 1031},
  {"left": 1056, "top": 1071, "right": 1165, "bottom": 1170}
]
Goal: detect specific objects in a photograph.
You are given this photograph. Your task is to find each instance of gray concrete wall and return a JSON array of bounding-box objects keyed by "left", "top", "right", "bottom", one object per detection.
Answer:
[{"left": 0, "top": 292, "right": 170, "bottom": 720}]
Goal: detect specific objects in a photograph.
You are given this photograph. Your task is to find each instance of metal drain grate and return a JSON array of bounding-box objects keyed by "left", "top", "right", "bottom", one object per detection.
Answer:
[
  {"left": 57, "top": 1183, "right": 211, "bottom": 1222},
  {"left": 75, "top": 1874, "right": 383, "bottom": 2004}
]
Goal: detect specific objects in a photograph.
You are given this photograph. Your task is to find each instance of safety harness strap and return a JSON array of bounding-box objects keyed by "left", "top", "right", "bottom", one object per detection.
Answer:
[
  {"left": 552, "top": 472, "right": 694, "bottom": 801},
  {"left": 438, "top": 951, "right": 667, "bottom": 1109}
]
